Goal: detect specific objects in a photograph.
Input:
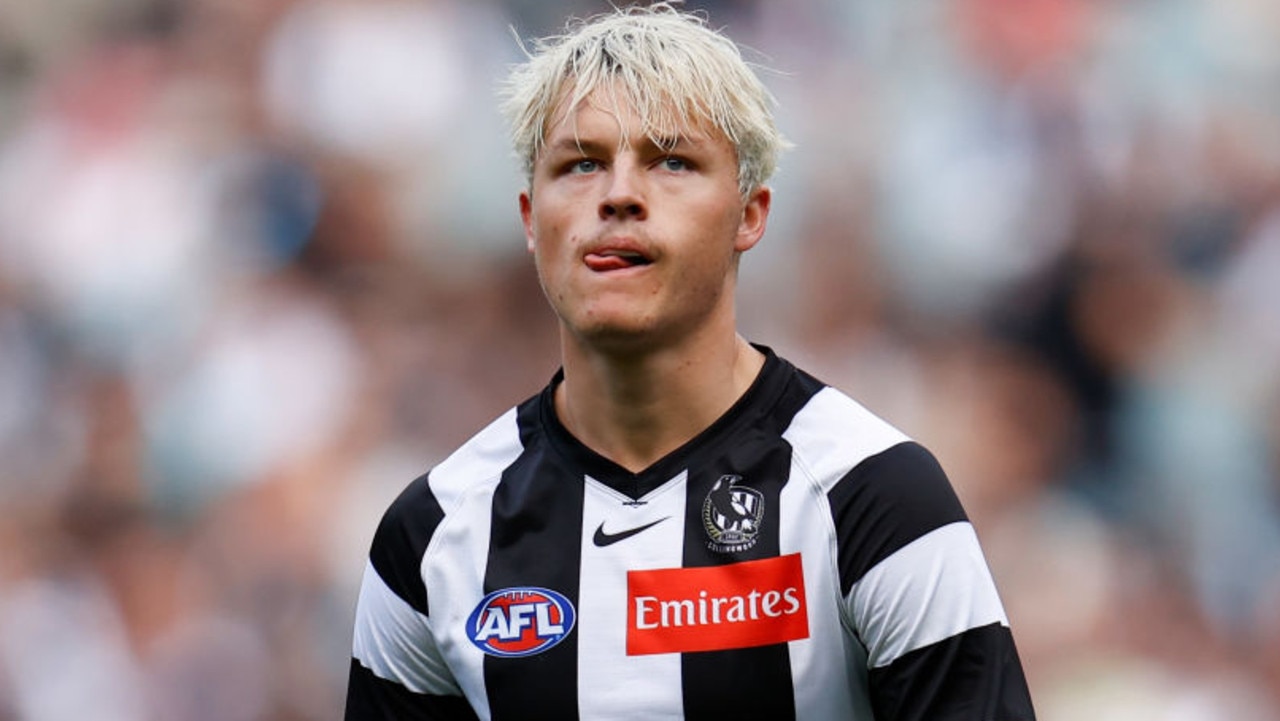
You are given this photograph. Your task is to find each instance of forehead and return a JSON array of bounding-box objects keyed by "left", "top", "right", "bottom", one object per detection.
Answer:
[{"left": 542, "top": 85, "right": 725, "bottom": 150}]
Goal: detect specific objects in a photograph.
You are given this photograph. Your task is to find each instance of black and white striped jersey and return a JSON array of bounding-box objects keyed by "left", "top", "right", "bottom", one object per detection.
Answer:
[{"left": 345, "top": 348, "right": 1035, "bottom": 720}]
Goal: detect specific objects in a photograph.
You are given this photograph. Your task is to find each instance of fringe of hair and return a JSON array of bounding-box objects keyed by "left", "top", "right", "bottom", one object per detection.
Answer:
[{"left": 500, "top": 2, "right": 789, "bottom": 196}]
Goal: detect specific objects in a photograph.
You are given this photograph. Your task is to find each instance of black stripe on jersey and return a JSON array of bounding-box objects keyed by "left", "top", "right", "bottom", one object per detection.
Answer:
[
  {"left": 867, "top": 622, "right": 1036, "bottom": 721},
  {"left": 345, "top": 659, "right": 479, "bottom": 721},
  {"left": 680, "top": 414, "right": 799, "bottom": 720},
  {"left": 369, "top": 473, "right": 445, "bottom": 616},
  {"left": 828, "top": 441, "right": 968, "bottom": 595},
  {"left": 481, "top": 398, "right": 584, "bottom": 721},
  {"left": 767, "top": 363, "right": 830, "bottom": 436}
]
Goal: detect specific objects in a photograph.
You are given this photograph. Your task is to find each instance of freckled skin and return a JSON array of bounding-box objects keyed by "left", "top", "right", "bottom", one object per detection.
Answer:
[{"left": 519, "top": 94, "right": 769, "bottom": 357}]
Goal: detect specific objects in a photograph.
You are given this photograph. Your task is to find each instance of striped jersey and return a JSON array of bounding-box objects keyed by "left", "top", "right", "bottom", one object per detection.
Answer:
[{"left": 345, "top": 348, "right": 1035, "bottom": 720}]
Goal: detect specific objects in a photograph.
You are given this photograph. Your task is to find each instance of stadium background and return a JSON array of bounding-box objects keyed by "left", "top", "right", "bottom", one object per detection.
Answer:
[{"left": 1, "top": 0, "right": 1278, "bottom": 718}]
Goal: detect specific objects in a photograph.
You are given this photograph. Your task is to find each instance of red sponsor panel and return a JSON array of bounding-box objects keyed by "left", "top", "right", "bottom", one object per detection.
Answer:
[{"left": 626, "top": 553, "right": 809, "bottom": 655}]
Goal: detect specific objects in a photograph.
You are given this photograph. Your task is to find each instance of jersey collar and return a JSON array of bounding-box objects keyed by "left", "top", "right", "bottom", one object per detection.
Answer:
[{"left": 537, "top": 344, "right": 794, "bottom": 499}]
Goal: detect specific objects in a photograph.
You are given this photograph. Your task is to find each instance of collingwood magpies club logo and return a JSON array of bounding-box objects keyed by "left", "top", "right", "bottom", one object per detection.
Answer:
[{"left": 702, "top": 474, "right": 764, "bottom": 553}]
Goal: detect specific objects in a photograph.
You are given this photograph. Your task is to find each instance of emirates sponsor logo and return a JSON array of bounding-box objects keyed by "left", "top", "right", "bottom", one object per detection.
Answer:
[{"left": 626, "top": 554, "right": 809, "bottom": 655}]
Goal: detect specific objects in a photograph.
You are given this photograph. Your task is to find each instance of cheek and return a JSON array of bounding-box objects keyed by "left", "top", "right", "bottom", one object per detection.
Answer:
[
  {"left": 532, "top": 225, "right": 580, "bottom": 292},
  {"left": 536, "top": 223, "right": 573, "bottom": 263},
  {"left": 530, "top": 194, "right": 584, "bottom": 246}
]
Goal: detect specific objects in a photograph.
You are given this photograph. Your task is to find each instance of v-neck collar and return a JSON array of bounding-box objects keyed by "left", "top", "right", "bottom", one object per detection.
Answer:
[{"left": 537, "top": 345, "right": 793, "bottom": 500}]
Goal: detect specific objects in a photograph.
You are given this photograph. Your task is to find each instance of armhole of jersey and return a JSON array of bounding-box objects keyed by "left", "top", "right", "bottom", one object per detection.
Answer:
[
  {"left": 827, "top": 441, "right": 969, "bottom": 596},
  {"left": 351, "top": 559, "right": 463, "bottom": 696},
  {"left": 779, "top": 385, "right": 915, "bottom": 644},
  {"left": 780, "top": 445, "right": 864, "bottom": 644},
  {"left": 413, "top": 406, "right": 527, "bottom": 606}
]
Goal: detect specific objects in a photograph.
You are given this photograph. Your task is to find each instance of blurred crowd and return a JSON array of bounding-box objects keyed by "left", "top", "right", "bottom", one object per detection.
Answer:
[{"left": 0, "top": 0, "right": 1278, "bottom": 719}]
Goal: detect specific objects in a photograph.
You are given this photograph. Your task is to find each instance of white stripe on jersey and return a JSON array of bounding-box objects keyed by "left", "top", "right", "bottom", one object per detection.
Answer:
[
  {"left": 850, "top": 521, "right": 1009, "bottom": 669},
  {"left": 424, "top": 408, "right": 524, "bottom": 720},
  {"left": 780, "top": 385, "right": 895, "bottom": 719},
  {"left": 352, "top": 561, "right": 461, "bottom": 695},
  {"left": 577, "top": 473, "right": 689, "bottom": 719},
  {"left": 782, "top": 387, "right": 908, "bottom": 494},
  {"left": 423, "top": 477, "right": 504, "bottom": 721},
  {"left": 427, "top": 408, "right": 523, "bottom": 513},
  {"left": 777, "top": 473, "right": 874, "bottom": 719}
]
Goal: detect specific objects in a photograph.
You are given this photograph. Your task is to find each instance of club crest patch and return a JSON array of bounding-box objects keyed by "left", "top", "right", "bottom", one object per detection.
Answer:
[{"left": 702, "top": 474, "right": 764, "bottom": 553}]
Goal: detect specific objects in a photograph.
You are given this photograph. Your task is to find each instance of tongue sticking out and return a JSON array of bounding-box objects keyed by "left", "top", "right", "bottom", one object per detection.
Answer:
[{"left": 585, "top": 252, "right": 649, "bottom": 272}]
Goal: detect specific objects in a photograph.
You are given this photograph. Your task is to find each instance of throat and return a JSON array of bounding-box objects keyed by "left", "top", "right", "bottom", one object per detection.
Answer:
[
  {"left": 554, "top": 340, "right": 765, "bottom": 474},
  {"left": 555, "top": 381, "right": 674, "bottom": 473}
]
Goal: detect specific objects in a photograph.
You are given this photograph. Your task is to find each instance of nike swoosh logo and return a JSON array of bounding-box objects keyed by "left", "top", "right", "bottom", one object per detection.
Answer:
[{"left": 592, "top": 517, "right": 670, "bottom": 547}]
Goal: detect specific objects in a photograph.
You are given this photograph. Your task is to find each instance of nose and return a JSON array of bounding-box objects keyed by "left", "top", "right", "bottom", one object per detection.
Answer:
[{"left": 599, "top": 165, "right": 647, "bottom": 221}]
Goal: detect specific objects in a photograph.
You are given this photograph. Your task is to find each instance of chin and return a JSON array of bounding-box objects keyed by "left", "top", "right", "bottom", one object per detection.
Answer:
[
  {"left": 565, "top": 314, "right": 673, "bottom": 355},
  {"left": 573, "top": 324, "right": 655, "bottom": 352}
]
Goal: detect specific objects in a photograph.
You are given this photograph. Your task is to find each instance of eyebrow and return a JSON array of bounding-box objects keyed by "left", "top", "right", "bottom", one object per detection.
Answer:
[
  {"left": 545, "top": 137, "right": 609, "bottom": 156},
  {"left": 543, "top": 133, "right": 708, "bottom": 157}
]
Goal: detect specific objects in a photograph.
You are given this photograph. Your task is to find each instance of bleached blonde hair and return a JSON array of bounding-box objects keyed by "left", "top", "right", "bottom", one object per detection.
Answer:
[{"left": 500, "top": 2, "right": 788, "bottom": 197}]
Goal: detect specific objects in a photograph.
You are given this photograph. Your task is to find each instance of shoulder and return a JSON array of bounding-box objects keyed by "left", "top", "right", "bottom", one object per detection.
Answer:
[
  {"left": 781, "top": 375, "right": 959, "bottom": 518},
  {"left": 778, "top": 366, "right": 967, "bottom": 592},
  {"left": 427, "top": 405, "right": 531, "bottom": 507},
  {"left": 779, "top": 368, "right": 913, "bottom": 489},
  {"left": 367, "top": 404, "right": 531, "bottom": 614},
  {"left": 384, "top": 404, "right": 528, "bottom": 528}
]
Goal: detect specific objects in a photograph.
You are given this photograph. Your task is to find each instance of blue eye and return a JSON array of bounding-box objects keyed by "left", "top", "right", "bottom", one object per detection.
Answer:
[
  {"left": 660, "top": 157, "right": 688, "bottom": 171},
  {"left": 570, "top": 159, "right": 599, "bottom": 174}
]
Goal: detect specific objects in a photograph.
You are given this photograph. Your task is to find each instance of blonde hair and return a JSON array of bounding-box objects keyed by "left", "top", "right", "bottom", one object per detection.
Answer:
[{"left": 500, "top": 2, "right": 788, "bottom": 196}]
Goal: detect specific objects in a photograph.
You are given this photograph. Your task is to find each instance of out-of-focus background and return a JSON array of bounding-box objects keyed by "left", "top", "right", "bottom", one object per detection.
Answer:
[{"left": 0, "top": 0, "right": 1278, "bottom": 718}]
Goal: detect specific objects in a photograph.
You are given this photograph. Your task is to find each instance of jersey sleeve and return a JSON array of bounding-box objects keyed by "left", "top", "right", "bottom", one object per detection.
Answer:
[
  {"left": 827, "top": 441, "right": 1036, "bottom": 721},
  {"left": 345, "top": 474, "right": 480, "bottom": 721}
]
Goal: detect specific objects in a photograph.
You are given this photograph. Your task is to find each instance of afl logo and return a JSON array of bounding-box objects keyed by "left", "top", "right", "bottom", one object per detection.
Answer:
[
  {"left": 702, "top": 474, "right": 764, "bottom": 553},
  {"left": 467, "top": 587, "right": 576, "bottom": 658}
]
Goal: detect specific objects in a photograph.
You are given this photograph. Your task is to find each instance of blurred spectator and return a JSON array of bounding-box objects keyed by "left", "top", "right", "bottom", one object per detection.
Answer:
[{"left": 1, "top": 0, "right": 1278, "bottom": 718}]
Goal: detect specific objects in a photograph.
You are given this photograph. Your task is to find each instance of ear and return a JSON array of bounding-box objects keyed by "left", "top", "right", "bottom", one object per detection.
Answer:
[
  {"left": 734, "top": 185, "right": 771, "bottom": 253},
  {"left": 519, "top": 190, "right": 535, "bottom": 253}
]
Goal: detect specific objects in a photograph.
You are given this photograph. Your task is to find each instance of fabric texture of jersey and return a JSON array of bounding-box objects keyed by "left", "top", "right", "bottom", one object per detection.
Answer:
[{"left": 345, "top": 348, "right": 1036, "bottom": 720}]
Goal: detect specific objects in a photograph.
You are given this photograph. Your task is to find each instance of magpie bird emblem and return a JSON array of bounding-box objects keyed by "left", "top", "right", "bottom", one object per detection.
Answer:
[{"left": 702, "top": 474, "right": 763, "bottom": 553}]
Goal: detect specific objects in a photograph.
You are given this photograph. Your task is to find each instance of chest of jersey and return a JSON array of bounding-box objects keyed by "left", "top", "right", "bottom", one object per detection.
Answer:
[{"left": 423, "top": 450, "right": 868, "bottom": 721}]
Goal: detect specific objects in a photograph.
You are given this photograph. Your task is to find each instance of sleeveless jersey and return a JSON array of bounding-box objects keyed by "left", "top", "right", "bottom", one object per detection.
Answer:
[{"left": 345, "top": 348, "right": 1035, "bottom": 720}]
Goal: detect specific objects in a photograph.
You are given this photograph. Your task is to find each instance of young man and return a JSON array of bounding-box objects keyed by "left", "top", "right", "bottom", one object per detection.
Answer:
[{"left": 345, "top": 4, "right": 1036, "bottom": 720}]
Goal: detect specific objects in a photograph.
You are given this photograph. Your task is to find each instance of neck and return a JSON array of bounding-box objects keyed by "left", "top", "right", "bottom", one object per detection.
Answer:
[{"left": 555, "top": 329, "right": 765, "bottom": 474}]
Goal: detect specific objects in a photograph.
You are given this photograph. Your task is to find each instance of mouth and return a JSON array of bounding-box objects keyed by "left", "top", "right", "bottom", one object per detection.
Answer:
[{"left": 584, "top": 248, "right": 654, "bottom": 272}]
